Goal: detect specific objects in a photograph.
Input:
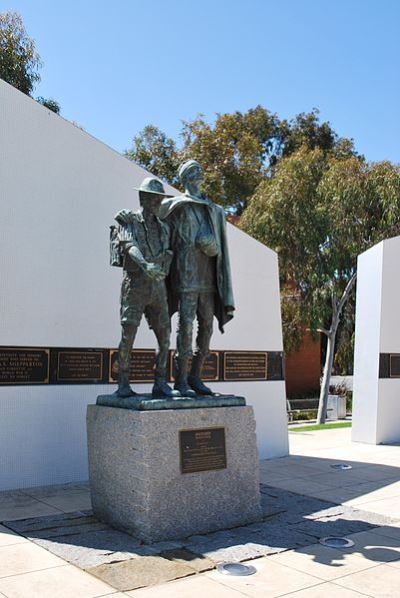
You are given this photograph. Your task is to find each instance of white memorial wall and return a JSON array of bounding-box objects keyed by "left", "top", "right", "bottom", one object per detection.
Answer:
[
  {"left": 352, "top": 237, "right": 400, "bottom": 444},
  {"left": 0, "top": 80, "right": 288, "bottom": 490}
]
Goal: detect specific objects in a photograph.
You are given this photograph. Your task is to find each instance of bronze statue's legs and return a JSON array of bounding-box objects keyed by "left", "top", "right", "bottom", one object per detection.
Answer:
[
  {"left": 190, "top": 292, "right": 214, "bottom": 377},
  {"left": 175, "top": 292, "right": 198, "bottom": 397},
  {"left": 175, "top": 292, "right": 215, "bottom": 396},
  {"left": 117, "top": 272, "right": 146, "bottom": 397},
  {"left": 188, "top": 292, "right": 215, "bottom": 395},
  {"left": 144, "top": 283, "right": 171, "bottom": 382},
  {"left": 117, "top": 323, "right": 139, "bottom": 397},
  {"left": 145, "top": 283, "right": 180, "bottom": 399}
]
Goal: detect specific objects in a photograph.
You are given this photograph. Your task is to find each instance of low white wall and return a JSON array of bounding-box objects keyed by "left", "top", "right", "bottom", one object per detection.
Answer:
[{"left": 0, "top": 80, "right": 288, "bottom": 490}]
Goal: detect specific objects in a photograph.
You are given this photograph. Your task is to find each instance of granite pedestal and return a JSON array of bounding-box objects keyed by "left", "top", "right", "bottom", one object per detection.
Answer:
[{"left": 87, "top": 396, "right": 262, "bottom": 543}]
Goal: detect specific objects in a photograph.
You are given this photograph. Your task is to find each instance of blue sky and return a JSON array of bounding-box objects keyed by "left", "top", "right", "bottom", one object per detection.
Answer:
[{"left": 2, "top": 0, "right": 399, "bottom": 162}]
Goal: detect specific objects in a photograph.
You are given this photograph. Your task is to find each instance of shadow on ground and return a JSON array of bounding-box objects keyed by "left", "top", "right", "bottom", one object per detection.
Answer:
[{"left": 1, "top": 455, "right": 399, "bottom": 591}]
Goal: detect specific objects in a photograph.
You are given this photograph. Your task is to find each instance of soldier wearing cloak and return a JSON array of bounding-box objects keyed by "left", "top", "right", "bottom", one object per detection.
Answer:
[{"left": 160, "top": 160, "right": 235, "bottom": 396}]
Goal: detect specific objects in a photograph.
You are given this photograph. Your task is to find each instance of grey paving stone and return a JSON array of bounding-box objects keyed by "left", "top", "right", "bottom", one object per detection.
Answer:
[
  {"left": 34, "top": 536, "right": 115, "bottom": 568},
  {"left": 304, "top": 505, "right": 347, "bottom": 520},
  {"left": 250, "top": 525, "right": 317, "bottom": 551},
  {"left": 28, "top": 521, "right": 109, "bottom": 539},
  {"left": 34, "top": 528, "right": 144, "bottom": 568},
  {"left": 200, "top": 542, "right": 267, "bottom": 563},
  {"left": 139, "top": 539, "right": 184, "bottom": 554},
  {"left": 48, "top": 528, "right": 142, "bottom": 552},
  {"left": 4, "top": 511, "right": 94, "bottom": 533}
]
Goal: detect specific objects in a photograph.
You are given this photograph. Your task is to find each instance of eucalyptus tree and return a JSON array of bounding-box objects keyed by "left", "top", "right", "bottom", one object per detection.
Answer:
[
  {"left": 0, "top": 11, "right": 41, "bottom": 95},
  {"left": 242, "top": 148, "right": 400, "bottom": 423},
  {"left": 0, "top": 11, "right": 61, "bottom": 112}
]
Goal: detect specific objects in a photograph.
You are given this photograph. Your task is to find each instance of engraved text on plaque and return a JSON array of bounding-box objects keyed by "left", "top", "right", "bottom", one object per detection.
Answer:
[{"left": 180, "top": 427, "right": 227, "bottom": 474}]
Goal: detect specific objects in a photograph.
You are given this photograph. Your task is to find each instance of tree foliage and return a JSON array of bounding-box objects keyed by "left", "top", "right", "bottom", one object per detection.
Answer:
[
  {"left": 125, "top": 125, "right": 180, "bottom": 187},
  {"left": 36, "top": 96, "right": 60, "bottom": 114},
  {"left": 0, "top": 11, "right": 41, "bottom": 95},
  {"left": 126, "top": 107, "right": 352, "bottom": 214},
  {"left": 0, "top": 11, "right": 61, "bottom": 113}
]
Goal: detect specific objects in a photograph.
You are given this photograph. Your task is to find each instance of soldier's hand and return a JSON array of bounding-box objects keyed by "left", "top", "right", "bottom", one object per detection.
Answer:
[
  {"left": 144, "top": 263, "right": 166, "bottom": 281},
  {"left": 115, "top": 209, "right": 134, "bottom": 224}
]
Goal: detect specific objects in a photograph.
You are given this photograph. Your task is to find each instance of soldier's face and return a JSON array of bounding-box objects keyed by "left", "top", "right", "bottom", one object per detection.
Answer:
[
  {"left": 185, "top": 165, "right": 203, "bottom": 185},
  {"left": 140, "top": 192, "right": 162, "bottom": 214}
]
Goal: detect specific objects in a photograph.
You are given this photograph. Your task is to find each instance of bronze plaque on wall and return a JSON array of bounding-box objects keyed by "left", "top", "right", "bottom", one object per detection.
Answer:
[
  {"left": 180, "top": 427, "right": 227, "bottom": 474},
  {"left": 56, "top": 351, "right": 103, "bottom": 382},
  {"left": 109, "top": 349, "right": 156, "bottom": 383},
  {"left": 169, "top": 351, "right": 220, "bottom": 382},
  {"left": 390, "top": 354, "right": 400, "bottom": 378},
  {"left": 0, "top": 348, "right": 49, "bottom": 385},
  {"left": 223, "top": 351, "right": 267, "bottom": 381}
]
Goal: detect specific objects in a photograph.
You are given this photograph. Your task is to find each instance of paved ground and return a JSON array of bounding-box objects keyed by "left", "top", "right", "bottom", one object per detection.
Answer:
[{"left": 0, "top": 427, "right": 398, "bottom": 597}]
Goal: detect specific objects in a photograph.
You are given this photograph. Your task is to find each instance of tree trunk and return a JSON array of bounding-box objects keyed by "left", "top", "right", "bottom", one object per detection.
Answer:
[
  {"left": 316, "top": 273, "right": 357, "bottom": 425},
  {"left": 316, "top": 327, "right": 337, "bottom": 424}
]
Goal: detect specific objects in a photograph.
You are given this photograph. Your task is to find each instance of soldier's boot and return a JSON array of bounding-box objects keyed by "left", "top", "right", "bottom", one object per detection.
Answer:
[
  {"left": 188, "top": 354, "right": 214, "bottom": 396},
  {"left": 174, "top": 358, "right": 196, "bottom": 398},
  {"left": 116, "top": 370, "right": 136, "bottom": 398},
  {"left": 152, "top": 377, "right": 181, "bottom": 400}
]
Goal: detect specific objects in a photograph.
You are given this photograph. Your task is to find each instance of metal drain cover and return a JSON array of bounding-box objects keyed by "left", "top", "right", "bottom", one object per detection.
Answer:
[
  {"left": 320, "top": 536, "right": 355, "bottom": 548},
  {"left": 217, "top": 563, "right": 257, "bottom": 576},
  {"left": 330, "top": 464, "right": 352, "bottom": 470}
]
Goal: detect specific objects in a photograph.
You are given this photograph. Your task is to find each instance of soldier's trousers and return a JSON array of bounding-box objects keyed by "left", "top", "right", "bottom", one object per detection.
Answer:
[
  {"left": 118, "top": 273, "right": 170, "bottom": 381},
  {"left": 176, "top": 291, "right": 215, "bottom": 377}
]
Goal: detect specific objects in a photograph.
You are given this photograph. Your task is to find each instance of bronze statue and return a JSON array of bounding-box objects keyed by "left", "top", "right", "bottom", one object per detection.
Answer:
[
  {"left": 112, "top": 177, "right": 180, "bottom": 399},
  {"left": 160, "top": 160, "right": 235, "bottom": 396},
  {"left": 114, "top": 161, "right": 235, "bottom": 398}
]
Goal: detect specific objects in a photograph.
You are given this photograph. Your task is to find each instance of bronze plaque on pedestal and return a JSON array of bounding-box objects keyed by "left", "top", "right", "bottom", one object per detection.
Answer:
[
  {"left": 109, "top": 349, "right": 156, "bottom": 383},
  {"left": 0, "top": 348, "right": 49, "bottom": 385},
  {"left": 223, "top": 351, "right": 267, "bottom": 381},
  {"left": 56, "top": 351, "right": 103, "bottom": 382},
  {"left": 180, "top": 427, "right": 227, "bottom": 474}
]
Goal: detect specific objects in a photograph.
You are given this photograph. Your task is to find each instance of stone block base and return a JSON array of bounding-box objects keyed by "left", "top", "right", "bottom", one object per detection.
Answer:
[{"left": 87, "top": 403, "right": 262, "bottom": 543}]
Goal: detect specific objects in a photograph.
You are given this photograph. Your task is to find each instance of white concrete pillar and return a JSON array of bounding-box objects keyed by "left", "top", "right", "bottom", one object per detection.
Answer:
[{"left": 352, "top": 237, "right": 400, "bottom": 444}]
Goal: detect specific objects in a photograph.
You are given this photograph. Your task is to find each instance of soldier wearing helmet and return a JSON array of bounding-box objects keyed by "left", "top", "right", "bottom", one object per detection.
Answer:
[{"left": 113, "top": 177, "right": 180, "bottom": 399}]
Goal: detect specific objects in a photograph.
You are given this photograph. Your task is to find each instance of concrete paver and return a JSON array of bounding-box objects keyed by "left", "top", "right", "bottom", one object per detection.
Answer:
[
  {"left": 332, "top": 529, "right": 400, "bottom": 563},
  {"left": 205, "top": 556, "right": 323, "bottom": 597},
  {"left": 269, "top": 543, "right": 379, "bottom": 580},
  {"left": 0, "top": 542, "right": 65, "bottom": 578},
  {"left": 334, "top": 563, "right": 400, "bottom": 597},
  {"left": 281, "top": 583, "right": 371, "bottom": 597},
  {"left": 125, "top": 575, "right": 247, "bottom": 597},
  {"left": 0, "top": 526, "right": 27, "bottom": 548},
  {"left": 0, "top": 564, "right": 116, "bottom": 598}
]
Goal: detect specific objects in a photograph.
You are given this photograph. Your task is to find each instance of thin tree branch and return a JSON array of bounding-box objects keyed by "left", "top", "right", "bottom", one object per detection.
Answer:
[
  {"left": 337, "top": 272, "right": 357, "bottom": 316},
  {"left": 317, "top": 328, "right": 330, "bottom": 336}
]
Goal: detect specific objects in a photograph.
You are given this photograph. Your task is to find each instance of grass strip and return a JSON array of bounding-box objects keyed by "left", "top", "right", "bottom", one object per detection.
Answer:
[{"left": 289, "top": 422, "right": 352, "bottom": 432}]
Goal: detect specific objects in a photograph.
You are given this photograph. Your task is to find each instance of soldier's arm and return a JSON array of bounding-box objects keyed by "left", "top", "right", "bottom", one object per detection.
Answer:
[{"left": 117, "top": 227, "right": 165, "bottom": 280}]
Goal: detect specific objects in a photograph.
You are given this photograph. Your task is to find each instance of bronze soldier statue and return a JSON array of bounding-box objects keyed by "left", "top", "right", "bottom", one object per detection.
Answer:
[
  {"left": 112, "top": 177, "right": 180, "bottom": 399},
  {"left": 160, "top": 160, "right": 235, "bottom": 397}
]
